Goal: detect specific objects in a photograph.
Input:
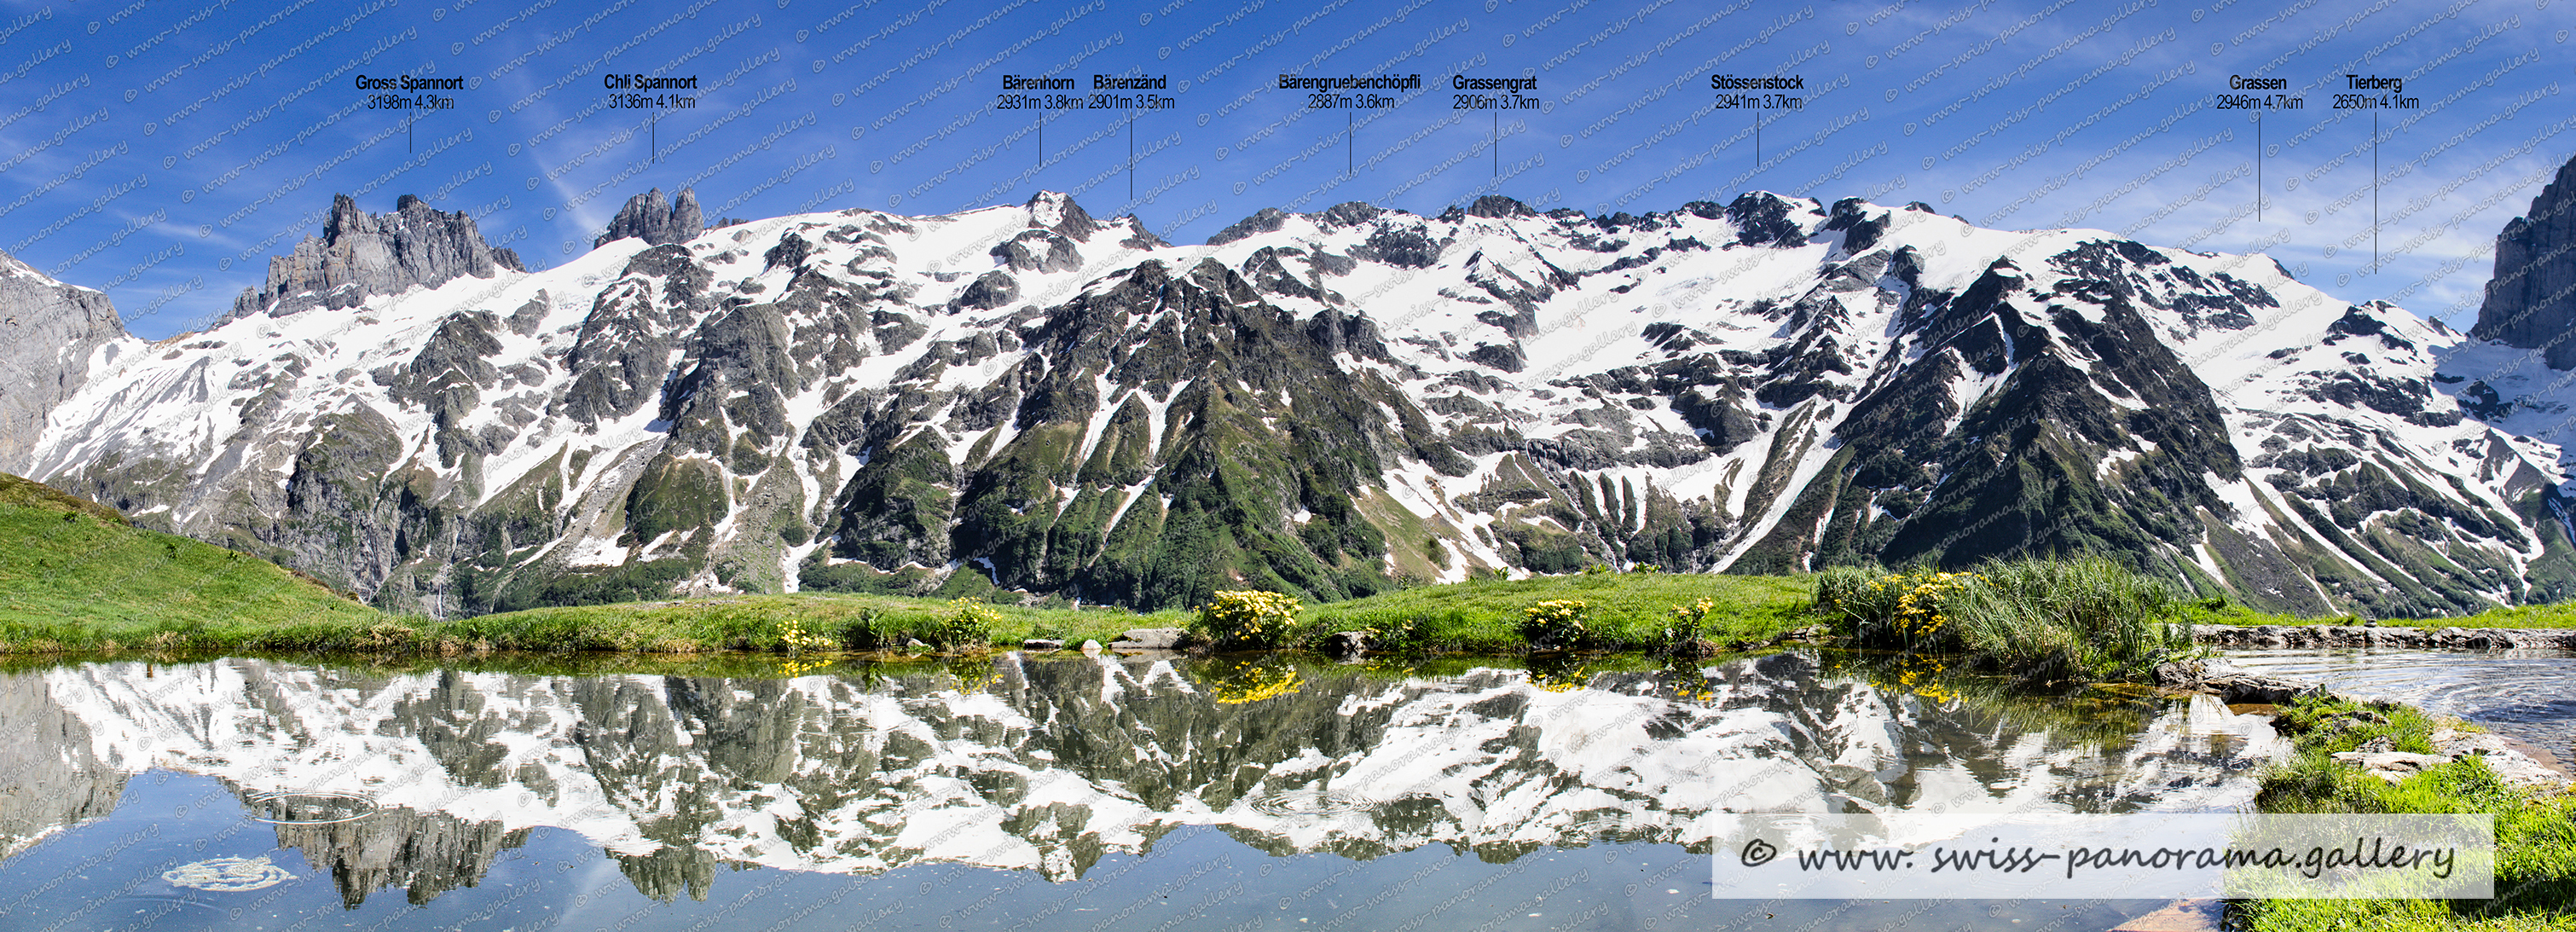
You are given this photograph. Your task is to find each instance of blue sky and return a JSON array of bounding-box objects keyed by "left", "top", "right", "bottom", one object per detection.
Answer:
[{"left": 0, "top": 0, "right": 2569, "bottom": 340}]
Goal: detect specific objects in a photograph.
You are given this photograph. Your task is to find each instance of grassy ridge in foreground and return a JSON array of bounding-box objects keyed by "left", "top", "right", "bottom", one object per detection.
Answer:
[
  {"left": 2179, "top": 599, "right": 2576, "bottom": 629},
  {"left": 0, "top": 473, "right": 386, "bottom": 651}
]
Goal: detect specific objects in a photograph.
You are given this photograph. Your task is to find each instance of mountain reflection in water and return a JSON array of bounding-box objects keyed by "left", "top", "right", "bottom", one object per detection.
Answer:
[{"left": 0, "top": 651, "right": 2276, "bottom": 913}]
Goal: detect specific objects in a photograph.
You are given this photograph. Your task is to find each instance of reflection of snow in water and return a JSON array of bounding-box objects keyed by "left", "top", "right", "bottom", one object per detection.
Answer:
[
  {"left": 14, "top": 655, "right": 2279, "bottom": 883},
  {"left": 163, "top": 856, "right": 294, "bottom": 891}
]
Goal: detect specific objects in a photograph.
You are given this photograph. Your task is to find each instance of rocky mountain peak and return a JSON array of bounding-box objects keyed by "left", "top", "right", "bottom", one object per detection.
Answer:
[
  {"left": 229, "top": 194, "right": 526, "bottom": 321},
  {"left": 1725, "top": 191, "right": 1820, "bottom": 247},
  {"left": 1023, "top": 190, "right": 1097, "bottom": 240},
  {"left": 2472, "top": 152, "right": 2576, "bottom": 368},
  {"left": 1462, "top": 194, "right": 1536, "bottom": 219},
  {"left": 595, "top": 187, "right": 703, "bottom": 247}
]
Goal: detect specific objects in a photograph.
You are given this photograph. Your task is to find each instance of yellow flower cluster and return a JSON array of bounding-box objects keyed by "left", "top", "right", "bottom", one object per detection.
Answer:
[
  {"left": 1654, "top": 598, "right": 1721, "bottom": 655},
  {"left": 775, "top": 617, "right": 834, "bottom": 656},
  {"left": 1520, "top": 599, "right": 1591, "bottom": 651},
  {"left": 1867, "top": 570, "right": 1980, "bottom": 642},
  {"left": 1528, "top": 664, "right": 1590, "bottom": 693},
  {"left": 1890, "top": 654, "right": 1954, "bottom": 703},
  {"left": 1198, "top": 590, "right": 1303, "bottom": 648},
  {"left": 935, "top": 598, "right": 1003, "bottom": 651}
]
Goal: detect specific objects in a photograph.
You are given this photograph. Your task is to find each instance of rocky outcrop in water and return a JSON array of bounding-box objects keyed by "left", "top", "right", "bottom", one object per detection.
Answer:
[
  {"left": 2473, "top": 153, "right": 2576, "bottom": 368},
  {"left": 228, "top": 194, "right": 526, "bottom": 321},
  {"left": 0, "top": 252, "right": 125, "bottom": 476},
  {"left": 2153, "top": 657, "right": 2325, "bottom": 704},
  {"left": 594, "top": 188, "right": 703, "bottom": 247}
]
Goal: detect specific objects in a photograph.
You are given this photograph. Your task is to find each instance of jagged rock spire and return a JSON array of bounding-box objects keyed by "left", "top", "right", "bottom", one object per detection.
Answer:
[
  {"left": 596, "top": 188, "right": 703, "bottom": 247},
  {"left": 228, "top": 194, "right": 524, "bottom": 321}
]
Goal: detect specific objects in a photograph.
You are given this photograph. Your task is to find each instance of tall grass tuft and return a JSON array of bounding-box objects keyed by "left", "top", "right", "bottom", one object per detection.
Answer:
[{"left": 1815, "top": 556, "right": 2197, "bottom": 683}]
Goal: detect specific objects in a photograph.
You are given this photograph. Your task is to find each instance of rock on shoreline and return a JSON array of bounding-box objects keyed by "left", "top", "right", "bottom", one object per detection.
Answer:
[
  {"left": 2195, "top": 624, "right": 2576, "bottom": 651},
  {"left": 2158, "top": 656, "right": 2573, "bottom": 790}
]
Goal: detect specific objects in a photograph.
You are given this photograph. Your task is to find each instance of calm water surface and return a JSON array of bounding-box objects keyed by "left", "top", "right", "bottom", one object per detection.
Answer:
[
  {"left": 0, "top": 651, "right": 2280, "bottom": 930},
  {"left": 2223, "top": 646, "right": 2576, "bottom": 762}
]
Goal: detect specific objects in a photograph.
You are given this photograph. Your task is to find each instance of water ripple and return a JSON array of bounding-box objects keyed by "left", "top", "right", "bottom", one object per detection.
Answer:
[
  {"left": 1246, "top": 789, "right": 1375, "bottom": 817},
  {"left": 242, "top": 790, "right": 379, "bottom": 825}
]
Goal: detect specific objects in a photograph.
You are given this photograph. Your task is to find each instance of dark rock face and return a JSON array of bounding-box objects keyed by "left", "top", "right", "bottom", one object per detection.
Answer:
[
  {"left": 1357, "top": 223, "right": 1441, "bottom": 268},
  {"left": 2474, "top": 153, "right": 2576, "bottom": 368},
  {"left": 991, "top": 229, "right": 1081, "bottom": 273},
  {"left": 595, "top": 188, "right": 704, "bottom": 247},
  {"left": 0, "top": 252, "right": 126, "bottom": 475},
  {"left": 952, "top": 270, "right": 1019, "bottom": 311},
  {"left": 1726, "top": 192, "right": 1811, "bottom": 247},
  {"left": 1823, "top": 198, "right": 1887, "bottom": 254},
  {"left": 812, "top": 258, "right": 1467, "bottom": 611},
  {"left": 229, "top": 194, "right": 524, "bottom": 321},
  {"left": 556, "top": 245, "right": 708, "bottom": 425},
  {"left": 1465, "top": 195, "right": 1535, "bottom": 219},
  {"left": 1207, "top": 207, "right": 1288, "bottom": 245},
  {"left": 389, "top": 311, "right": 507, "bottom": 467},
  {"left": 1028, "top": 190, "right": 1098, "bottom": 239}
]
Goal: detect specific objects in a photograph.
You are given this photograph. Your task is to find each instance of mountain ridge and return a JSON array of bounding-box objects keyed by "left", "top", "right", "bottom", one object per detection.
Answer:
[{"left": 13, "top": 184, "right": 2576, "bottom": 618}]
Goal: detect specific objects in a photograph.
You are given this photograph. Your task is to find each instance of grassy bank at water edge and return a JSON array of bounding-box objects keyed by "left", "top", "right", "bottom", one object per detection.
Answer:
[
  {"left": 2242, "top": 695, "right": 2576, "bottom": 931},
  {"left": 4, "top": 457, "right": 2570, "bottom": 666},
  {"left": 1814, "top": 557, "right": 2200, "bottom": 684}
]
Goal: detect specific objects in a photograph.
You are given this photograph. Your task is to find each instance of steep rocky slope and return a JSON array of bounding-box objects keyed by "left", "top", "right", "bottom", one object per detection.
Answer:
[
  {"left": 20, "top": 189, "right": 2573, "bottom": 617},
  {"left": 2473, "top": 153, "right": 2576, "bottom": 368},
  {"left": 0, "top": 252, "right": 127, "bottom": 476}
]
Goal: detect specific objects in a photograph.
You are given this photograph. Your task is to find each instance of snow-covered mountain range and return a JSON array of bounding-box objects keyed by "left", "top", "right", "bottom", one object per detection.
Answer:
[
  {"left": 9, "top": 180, "right": 2576, "bottom": 617},
  {"left": 0, "top": 655, "right": 2272, "bottom": 904}
]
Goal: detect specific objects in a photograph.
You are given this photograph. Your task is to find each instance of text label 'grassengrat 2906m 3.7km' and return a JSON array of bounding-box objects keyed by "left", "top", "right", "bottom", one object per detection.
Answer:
[{"left": 1453, "top": 73, "right": 1537, "bottom": 110}]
